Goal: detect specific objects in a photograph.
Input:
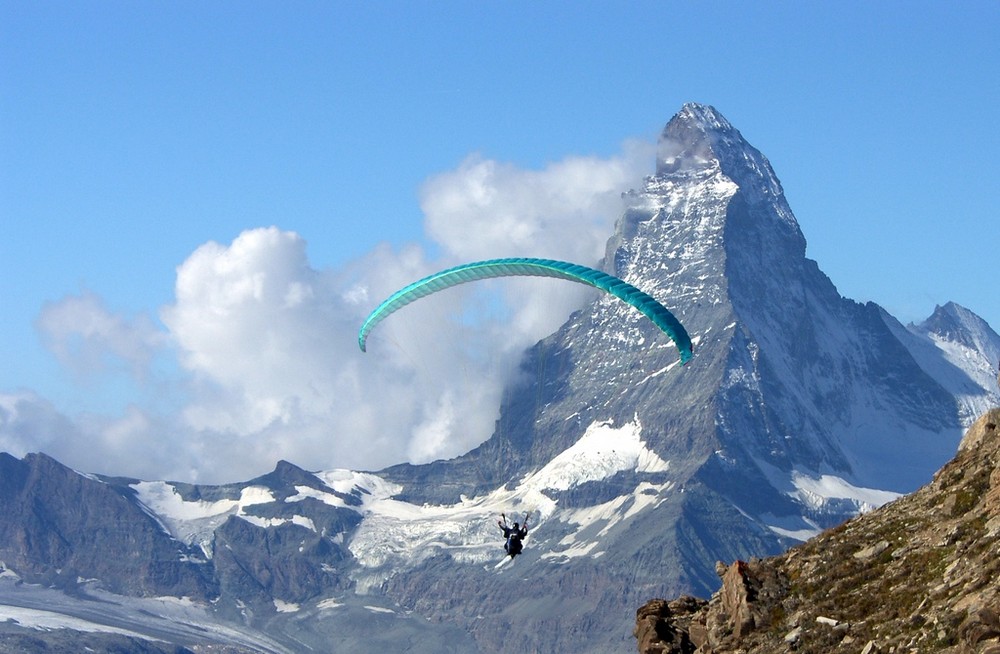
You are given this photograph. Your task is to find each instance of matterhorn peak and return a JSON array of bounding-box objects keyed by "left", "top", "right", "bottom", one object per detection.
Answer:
[
  {"left": 611, "top": 104, "right": 803, "bottom": 293},
  {"left": 673, "top": 102, "right": 736, "bottom": 135},
  {"left": 656, "top": 103, "right": 739, "bottom": 175},
  {"left": 655, "top": 104, "right": 789, "bottom": 221}
]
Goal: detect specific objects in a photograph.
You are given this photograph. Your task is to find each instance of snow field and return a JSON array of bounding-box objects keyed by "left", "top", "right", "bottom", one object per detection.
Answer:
[{"left": 347, "top": 416, "right": 676, "bottom": 571}]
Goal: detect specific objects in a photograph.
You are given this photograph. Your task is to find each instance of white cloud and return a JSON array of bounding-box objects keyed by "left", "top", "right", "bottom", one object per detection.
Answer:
[
  {"left": 2, "top": 143, "right": 652, "bottom": 483},
  {"left": 161, "top": 227, "right": 335, "bottom": 433},
  {"left": 0, "top": 393, "right": 170, "bottom": 480},
  {"left": 422, "top": 144, "right": 651, "bottom": 263},
  {"left": 36, "top": 291, "right": 164, "bottom": 380},
  {"left": 420, "top": 142, "right": 653, "bottom": 348},
  {"left": 0, "top": 392, "right": 76, "bottom": 457}
]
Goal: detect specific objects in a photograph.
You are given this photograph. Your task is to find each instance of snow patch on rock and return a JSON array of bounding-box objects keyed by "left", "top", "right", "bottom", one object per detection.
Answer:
[{"left": 520, "top": 416, "right": 669, "bottom": 492}]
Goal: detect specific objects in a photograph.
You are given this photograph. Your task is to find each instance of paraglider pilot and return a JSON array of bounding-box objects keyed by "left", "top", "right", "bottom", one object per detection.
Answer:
[{"left": 498, "top": 512, "right": 529, "bottom": 558}]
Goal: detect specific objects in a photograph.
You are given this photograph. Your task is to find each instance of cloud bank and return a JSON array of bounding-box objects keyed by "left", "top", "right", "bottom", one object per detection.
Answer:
[{"left": 0, "top": 144, "right": 651, "bottom": 483}]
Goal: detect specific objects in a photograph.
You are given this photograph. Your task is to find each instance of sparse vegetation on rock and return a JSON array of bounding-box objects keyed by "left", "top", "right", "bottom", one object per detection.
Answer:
[{"left": 636, "top": 409, "right": 1000, "bottom": 653}]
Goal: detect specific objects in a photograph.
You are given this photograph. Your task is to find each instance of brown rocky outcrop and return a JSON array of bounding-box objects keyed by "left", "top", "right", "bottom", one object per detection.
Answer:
[
  {"left": 636, "top": 408, "right": 1000, "bottom": 653},
  {"left": 635, "top": 597, "right": 708, "bottom": 654}
]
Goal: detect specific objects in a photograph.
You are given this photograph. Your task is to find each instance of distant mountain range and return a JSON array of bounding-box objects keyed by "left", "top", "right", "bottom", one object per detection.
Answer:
[{"left": 2, "top": 104, "right": 998, "bottom": 653}]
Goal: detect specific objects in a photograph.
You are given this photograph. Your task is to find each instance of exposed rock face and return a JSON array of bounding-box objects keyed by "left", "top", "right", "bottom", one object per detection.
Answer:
[
  {"left": 0, "top": 452, "right": 216, "bottom": 599},
  {"left": 636, "top": 597, "right": 707, "bottom": 654},
  {"left": 635, "top": 408, "right": 1000, "bottom": 653}
]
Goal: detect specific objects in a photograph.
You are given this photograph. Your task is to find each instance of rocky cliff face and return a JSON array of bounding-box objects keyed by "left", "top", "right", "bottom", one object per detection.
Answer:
[
  {"left": 0, "top": 452, "right": 216, "bottom": 599},
  {"left": 635, "top": 408, "right": 1000, "bottom": 653}
]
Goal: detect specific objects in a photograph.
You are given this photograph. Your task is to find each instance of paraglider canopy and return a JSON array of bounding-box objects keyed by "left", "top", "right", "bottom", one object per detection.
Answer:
[{"left": 358, "top": 258, "right": 693, "bottom": 364}]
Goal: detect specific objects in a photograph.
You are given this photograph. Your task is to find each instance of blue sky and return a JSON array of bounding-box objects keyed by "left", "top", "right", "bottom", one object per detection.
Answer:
[{"left": 2, "top": 2, "right": 998, "bottom": 482}]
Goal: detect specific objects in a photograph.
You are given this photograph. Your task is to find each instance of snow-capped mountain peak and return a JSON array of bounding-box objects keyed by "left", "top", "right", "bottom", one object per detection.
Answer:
[{"left": 919, "top": 301, "right": 1000, "bottom": 359}]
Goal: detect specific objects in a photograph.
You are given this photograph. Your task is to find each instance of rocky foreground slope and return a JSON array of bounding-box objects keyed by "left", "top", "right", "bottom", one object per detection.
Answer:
[{"left": 635, "top": 408, "right": 1000, "bottom": 653}]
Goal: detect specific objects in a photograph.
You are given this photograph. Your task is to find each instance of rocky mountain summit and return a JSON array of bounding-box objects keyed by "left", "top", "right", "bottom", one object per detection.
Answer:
[{"left": 635, "top": 408, "right": 1000, "bottom": 653}]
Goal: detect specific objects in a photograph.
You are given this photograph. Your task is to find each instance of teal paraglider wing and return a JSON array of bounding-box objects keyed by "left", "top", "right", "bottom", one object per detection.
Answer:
[{"left": 358, "top": 258, "right": 692, "bottom": 364}]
